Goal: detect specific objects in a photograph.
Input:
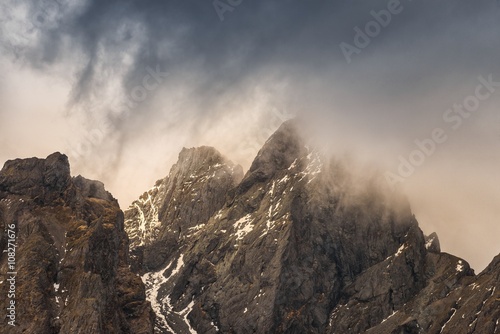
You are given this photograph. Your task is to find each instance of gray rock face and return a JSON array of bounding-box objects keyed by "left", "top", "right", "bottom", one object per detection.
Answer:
[
  {"left": 124, "top": 146, "right": 244, "bottom": 272},
  {"left": 0, "top": 152, "right": 73, "bottom": 205},
  {"left": 125, "top": 120, "right": 499, "bottom": 334},
  {"left": 72, "top": 175, "right": 116, "bottom": 203},
  {"left": 0, "top": 153, "right": 154, "bottom": 333},
  {"left": 425, "top": 232, "right": 441, "bottom": 254}
]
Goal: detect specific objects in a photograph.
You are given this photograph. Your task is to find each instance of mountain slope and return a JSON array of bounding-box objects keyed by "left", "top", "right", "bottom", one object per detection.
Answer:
[
  {"left": 124, "top": 146, "right": 244, "bottom": 272},
  {"left": 0, "top": 153, "right": 154, "bottom": 333},
  {"left": 124, "top": 120, "right": 500, "bottom": 334}
]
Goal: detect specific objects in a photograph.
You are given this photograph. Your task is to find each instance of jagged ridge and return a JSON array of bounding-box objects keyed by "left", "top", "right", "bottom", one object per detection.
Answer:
[
  {"left": 124, "top": 120, "right": 500, "bottom": 334},
  {"left": 0, "top": 153, "right": 155, "bottom": 334}
]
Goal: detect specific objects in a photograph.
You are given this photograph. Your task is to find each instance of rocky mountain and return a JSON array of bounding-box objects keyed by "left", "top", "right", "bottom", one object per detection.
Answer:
[
  {"left": 0, "top": 153, "right": 154, "bottom": 333},
  {"left": 1, "top": 120, "right": 498, "bottom": 334},
  {"left": 124, "top": 120, "right": 500, "bottom": 334},
  {"left": 124, "top": 146, "right": 244, "bottom": 273}
]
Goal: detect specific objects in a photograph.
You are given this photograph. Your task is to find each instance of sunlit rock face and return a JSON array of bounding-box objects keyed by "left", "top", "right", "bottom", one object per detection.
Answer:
[
  {"left": 0, "top": 153, "right": 154, "bottom": 334},
  {"left": 125, "top": 120, "right": 499, "bottom": 334}
]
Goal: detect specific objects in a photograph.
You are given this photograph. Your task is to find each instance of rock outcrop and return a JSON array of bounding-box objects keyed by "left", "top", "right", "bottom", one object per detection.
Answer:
[
  {"left": 124, "top": 146, "right": 244, "bottom": 272},
  {"left": 123, "top": 120, "right": 500, "bottom": 333},
  {"left": 0, "top": 153, "right": 154, "bottom": 334}
]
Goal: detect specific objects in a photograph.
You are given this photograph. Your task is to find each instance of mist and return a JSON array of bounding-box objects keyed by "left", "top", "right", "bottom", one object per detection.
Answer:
[{"left": 1, "top": 0, "right": 499, "bottom": 271}]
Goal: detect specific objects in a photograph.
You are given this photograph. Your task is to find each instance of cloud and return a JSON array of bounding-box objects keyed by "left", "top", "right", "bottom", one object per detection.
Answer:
[{"left": 0, "top": 0, "right": 499, "bottom": 271}]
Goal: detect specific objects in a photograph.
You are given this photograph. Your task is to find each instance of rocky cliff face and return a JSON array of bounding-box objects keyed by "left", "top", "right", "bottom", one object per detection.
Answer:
[
  {"left": 123, "top": 120, "right": 500, "bottom": 333},
  {"left": 124, "top": 146, "right": 244, "bottom": 272},
  {"left": 0, "top": 153, "right": 154, "bottom": 334},
  {"left": 2, "top": 120, "right": 498, "bottom": 334}
]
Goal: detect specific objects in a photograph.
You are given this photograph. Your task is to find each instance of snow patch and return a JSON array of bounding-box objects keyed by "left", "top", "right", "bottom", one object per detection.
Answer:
[
  {"left": 299, "top": 151, "right": 323, "bottom": 183},
  {"left": 142, "top": 255, "right": 185, "bottom": 333},
  {"left": 440, "top": 308, "right": 457, "bottom": 333},
  {"left": 425, "top": 236, "right": 435, "bottom": 250},
  {"left": 179, "top": 299, "right": 197, "bottom": 334},
  {"left": 125, "top": 185, "right": 162, "bottom": 248},
  {"left": 395, "top": 244, "right": 406, "bottom": 257},
  {"left": 234, "top": 214, "right": 254, "bottom": 241},
  {"left": 214, "top": 210, "right": 223, "bottom": 220},
  {"left": 187, "top": 224, "right": 205, "bottom": 235},
  {"left": 381, "top": 310, "right": 397, "bottom": 324},
  {"left": 211, "top": 321, "right": 220, "bottom": 332},
  {"left": 278, "top": 175, "right": 290, "bottom": 185}
]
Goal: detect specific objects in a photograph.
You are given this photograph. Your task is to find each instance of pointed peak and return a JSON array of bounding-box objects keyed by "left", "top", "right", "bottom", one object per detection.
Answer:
[
  {"left": 174, "top": 146, "right": 242, "bottom": 177},
  {"left": 262, "top": 118, "right": 302, "bottom": 147},
  {"left": 245, "top": 119, "right": 307, "bottom": 177},
  {"left": 0, "top": 152, "right": 72, "bottom": 202},
  {"left": 425, "top": 232, "right": 441, "bottom": 253},
  {"left": 1, "top": 152, "right": 69, "bottom": 173},
  {"left": 482, "top": 252, "right": 500, "bottom": 275},
  {"left": 45, "top": 151, "right": 70, "bottom": 166},
  {"left": 178, "top": 146, "right": 226, "bottom": 164}
]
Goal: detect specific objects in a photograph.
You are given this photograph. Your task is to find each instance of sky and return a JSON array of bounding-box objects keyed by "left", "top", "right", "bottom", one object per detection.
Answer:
[{"left": 0, "top": 0, "right": 499, "bottom": 271}]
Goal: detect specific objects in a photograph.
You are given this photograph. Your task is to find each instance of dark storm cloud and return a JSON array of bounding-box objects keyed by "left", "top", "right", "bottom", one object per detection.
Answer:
[{"left": 16, "top": 0, "right": 500, "bottom": 129}]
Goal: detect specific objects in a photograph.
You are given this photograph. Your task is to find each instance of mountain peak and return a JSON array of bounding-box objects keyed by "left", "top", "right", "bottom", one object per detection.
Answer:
[
  {"left": 178, "top": 145, "right": 224, "bottom": 163},
  {"left": 250, "top": 119, "right": 305, "bottom": 172},
  {"left": 0, "top": 152, "right": 71, "bottom": 204},
  {"left": 124, "top": 121, "right": 435, "bottom": 333},
  {"left": 122, "top": 120, "right": 500, "bottom": 333},
  {"left": 0, "top": 152, "right": 154, "bottom": 333},
  {"left": 425, "top": 232, "right": 441, "bottom": 253},
  {"left": 238, "top": 119, "right": 308, "bottom": 193},
  {"left": 174, "top": 146, "right": 243, "bottom": 180},
  {"left": 124, "top": 146, "right": 243, "bottom": 271}
]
